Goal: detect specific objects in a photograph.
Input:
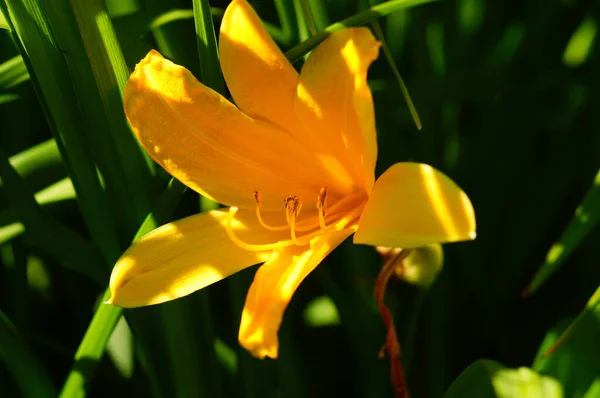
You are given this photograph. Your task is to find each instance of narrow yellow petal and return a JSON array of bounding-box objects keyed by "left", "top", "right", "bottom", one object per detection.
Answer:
[
  {"left": 354, "top": 163, "right": 476, "bottom": 249},
  {"left": 108, "top": 209, "right": 292, "bottom": 307},
  {"left": 295, "top": 28, "right": 381, "bottom": 193},
  {"left": 238, "top": 228, "right": 353, "bottom": 359},
  {"left": 124, "top": 50, "right": 330, "bottom": 210},
  {"left": 220, "top": 0, "right": 299, "bottom": 131}
]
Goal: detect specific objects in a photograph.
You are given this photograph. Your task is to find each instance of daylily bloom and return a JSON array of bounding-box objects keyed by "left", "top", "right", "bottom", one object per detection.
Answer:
[{"left": 108, "top": 0, "right": 476, "bottom": 359}]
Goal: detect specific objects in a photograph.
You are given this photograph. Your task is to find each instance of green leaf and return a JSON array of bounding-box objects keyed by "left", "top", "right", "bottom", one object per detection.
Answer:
[
  {"left": 525, "top": 169, "right": 600, "bottom": 296},
  {"left": 1, "top": 139, "right": 65, "bottom": 194},
  {"left": 41, "top": 0, "right": 155, "bottom": 240},
  {"left": 58, "top": 178, "right": 187, "bottom": 398},
  {"left": 193, "top": 0, "right": 225, "bottom": 95},
  {"left": 0, "top": 6, "right": 7, "bottom": 29},
  {"left": 533, "top": 286, "right": 600, "bottom": 398},
  {"left": 0, "top": 0, "right": 122, "bottom": 263},
  {"left": 0, "top": 309, "right": 56, "bottom": 398},
  {"left": 0, "top": 55, "right": 29, "bottom": 90},
  {"left": 445, "top": 359, "right": 564, "bottom": 398},
  {"left": 285, "top": 0, "right": 437, "bottom": 63},
  {"left": 369, "top": 18, "right": 422, "bottom": 130},
  {"left": 0, "top": 148, "right": 107, "bottom": 283}
]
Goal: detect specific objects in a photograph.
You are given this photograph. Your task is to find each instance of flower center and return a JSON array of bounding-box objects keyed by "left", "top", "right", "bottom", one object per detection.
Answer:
[{"left": 224, "top": 187, "right": 364, "bottom": 252}]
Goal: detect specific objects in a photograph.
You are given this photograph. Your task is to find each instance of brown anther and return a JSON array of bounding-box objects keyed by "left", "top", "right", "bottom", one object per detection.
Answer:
[
  {"left": 284, "top": 196, "right": 302, "bottom": 217},
  {"left": 317, "top": 187, "right": 328, "bottom": 212},
  {"left": 254, "top": 190, "right": 262, "bottom": 208}
]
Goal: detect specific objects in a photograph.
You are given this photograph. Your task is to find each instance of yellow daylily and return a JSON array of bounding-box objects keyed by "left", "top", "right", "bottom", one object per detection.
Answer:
[{"left": 108, "top": 0, "right": 476, "bottom": 359}]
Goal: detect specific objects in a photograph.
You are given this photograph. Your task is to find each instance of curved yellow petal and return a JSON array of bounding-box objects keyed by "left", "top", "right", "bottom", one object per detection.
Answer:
[
  {"left": 108, "top": 208, "right": 292, "bottom": 307},
  {"left": 354, "top": 163, "right": 476, "bottom": 249},
  {"left": 220, "top": 0, "right": 299, "bottom": 131},
  {"left": 124, "top": 50, "right": 330, "bottom": 211},
  {"left": 295, "top": 28, "right": 381, "bottom": 193},
  {"left": 238, "top": 228, "right": 353, "bottom": 359}
]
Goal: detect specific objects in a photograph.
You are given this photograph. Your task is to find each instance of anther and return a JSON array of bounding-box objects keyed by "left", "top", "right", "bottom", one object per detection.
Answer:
[
  {"left": 254, "top": 190, "right": 288, "bottom": 231},
  {"left": 317, "top": 187, "right": 330, "bottom": 231},
  {"left": 254, "top": 190, "right": 262, "bottom": 207},
  {"left": 284, "top": 196, "right": 302, "bottom": 244}
]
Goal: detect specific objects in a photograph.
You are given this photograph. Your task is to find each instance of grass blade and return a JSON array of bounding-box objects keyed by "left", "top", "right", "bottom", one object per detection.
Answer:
[
  {"left": 0, "top": 0, "right": 122, "bottom": 263},
  {"left": 524, "top": 169, "right": 600, "bottom": 296},
  {"left": 193, "top": 0, "right": 225, "bottom": 95},
  {"left": 40, "top": 0, "right": 155, "bottom": 241},
  {"left": 533, "top": 286, "right": 600, "bottom": 398},
  {"left": 0, "top": 54, "right": 28, "bottom": 90},
  {"left": 58, "top": 178, "right": 187, "bottom": 398},
  {"left": 285, "top": 0, "right": 438, "bottom": 63},
  {"left": 369, "top": 19, "right": 422, "bottom": 130},
  {"left": 0, "top": 148, "right": 107, "bottom": 283},
  {"left": 0, "top": 309, "right": 56, "bottom": 398}
]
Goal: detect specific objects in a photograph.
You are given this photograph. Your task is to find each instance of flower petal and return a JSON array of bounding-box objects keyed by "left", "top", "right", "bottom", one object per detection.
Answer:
[
  {"left": 354, "top": 163, "right": 476, "bottom": 249},
  {"left": 238, "top": 228, "right": 353, "bottom": 359},
  {"left": 108, "top": 208, "right": 292, "bottom": 307},
  {"left": 124, "top": 50, "right": 330, "bottom": 210},
  {"left": 294, "top": 28, "right": 381, "bottom": 193},
  {"left": 220, "top": 0, "right": 299, "bottom": 130}
]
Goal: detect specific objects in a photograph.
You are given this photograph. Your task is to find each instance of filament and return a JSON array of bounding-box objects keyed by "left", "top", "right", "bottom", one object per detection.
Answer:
[
  {"left": 225, "top": 207, "right": 285, "bottom": 252},
  {"left": 254, "top": 190, "right": 289, "bottom": 231},
  {"left": 231, "top": 190, "right": 365, "bottom": 252}
]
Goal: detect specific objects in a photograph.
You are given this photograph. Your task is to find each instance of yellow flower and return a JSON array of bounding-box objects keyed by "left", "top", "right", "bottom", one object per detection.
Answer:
[{"left": 107, "top": 0, "right": 476, "bottom": 359}]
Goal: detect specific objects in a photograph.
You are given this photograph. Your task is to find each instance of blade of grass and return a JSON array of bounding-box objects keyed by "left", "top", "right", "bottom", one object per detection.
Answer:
[
  {"left": 193, "top": 0, "right": 225, "bottom": 95},
  {"left": 267, "top": 0, "right": 296, "bottom": 45},
  {"left": 0, "top": 177, "right": 76, "bottom": 245},
  {"left": 0, "top": 54, "right": 28, "bottom": 90},
  {"left": 0, "top": 309, "right": 56, "bottom": 398},
  {"left": 300, "top": 0, "right": 317, "bottom": 36},
  {"left": 285, "top": 0, "right": 438, "bottom": 63},
  {"left": 533, "top": 286, "right": 600, "bottom": 397},
  {"left": 0, "top": 148, "right": 107, "bottom": 284},
  {"left": 524, "top": 169, "right": 600, "bottom": 296},
  {"left": 41, "top": 0, "right": 155, "bottom": 241},
  {"left": 369, "top": 18, "right": 422, "bottom": 130},
  {"left": 59, "top": 178, "right": 187, "bottom": 398},
  {"left": 1, "top": 139, "right": 65, "bottom": 194},
  {"left": 0, "top": 0, "right": 122, "bottom": 263}
]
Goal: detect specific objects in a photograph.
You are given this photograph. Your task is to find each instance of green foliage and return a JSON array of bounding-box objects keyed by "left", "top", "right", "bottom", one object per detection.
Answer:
[{"left": 0, "top": 0, "right": 598, "bottom": 397}]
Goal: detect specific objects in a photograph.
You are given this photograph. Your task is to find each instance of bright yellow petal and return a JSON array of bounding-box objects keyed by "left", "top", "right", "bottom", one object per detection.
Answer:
[
  {"left": 108, "top": 208, "right": 293, "bottom": 307},
  {"left": 238, "top": 228, "right": 353, "bottom": 359},
  {"left": 295, "top": 28, "right": 381, "bottom": 193},
  {"left": 220, "top": 0, "right": 299, "bottom": 131},
  {"left": 354, "top": 163, "right": 476, "bottom": 249},
  {"left": 124, "top": 50, "right": 330, "bottom": 211}
]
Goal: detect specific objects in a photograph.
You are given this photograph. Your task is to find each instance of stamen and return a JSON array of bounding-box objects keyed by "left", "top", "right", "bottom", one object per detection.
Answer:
[
  {"left": 284, "top": 196, "right": 302, "bottom": 244},
  {"left": 225, "top": 204, "right": 362, "bottom": 252},
  {"left": 317, "top": 187, "right": 330, "bottom": 231},
  {"left": 254, "top": 190, "right": 289, "bottom": 231},
  {"left": 225, "top": 207, "right": 285, "bottom": 252}
]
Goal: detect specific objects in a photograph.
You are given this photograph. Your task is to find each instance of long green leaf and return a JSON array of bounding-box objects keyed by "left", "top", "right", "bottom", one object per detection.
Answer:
[
  {"left": 0, "top": 309, "right": 56, "bottom": 398},
  {"left": 285, "top": 0, "right": 437, "bottom": 63},
  {"left": 0, "top": 139, "right": 65, "bottom": 194},
  {"left": 0, "top": 54, "right": 28, "bottom": 90},
  {"left": 193, "top": 0, "right": 225, "bottom": 95},
  {"left": 0, "top": 148, "right": 106, "bottom": 283},
  {"left": 533, "top": 286, "right": 600, "bottom": 398},
  {"left": 58, "top": 178, "right": 187, "bottom": 398},
  {"left": 445, "top": 359, "right": 563, "bottom": 398},
  {"left": 525, "top": 169, "right": 600, "bottom": 296},
  {"left": 0, "top": 0, "right": 122, "bottom": 263},
  {"left": 40, "top": 0, "right": 155, "bottom": 241}
]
